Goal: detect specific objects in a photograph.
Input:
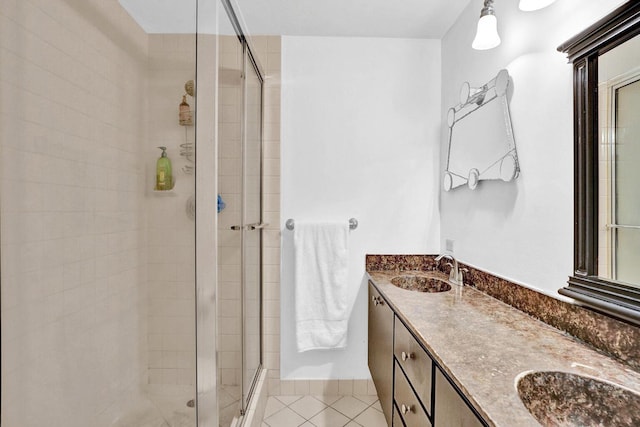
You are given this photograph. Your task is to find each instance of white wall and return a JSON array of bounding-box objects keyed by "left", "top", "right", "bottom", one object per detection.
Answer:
[
  {"left": 440, "top": 0, "right": 626, "bottom": 297},
  {"left": 281, "top": 36, "right": 441, "bottom": 379}
]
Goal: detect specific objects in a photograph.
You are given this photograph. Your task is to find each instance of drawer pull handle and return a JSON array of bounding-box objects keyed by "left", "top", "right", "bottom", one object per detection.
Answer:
[
  {"left": 401, "top": 351, "right": 414, "bottom": 361},
  {"left": 371, "top": 296, "right": 383, "bottom": 306},
  {"left": 401, "top": 404, "right": 414, "bottom": 415}
]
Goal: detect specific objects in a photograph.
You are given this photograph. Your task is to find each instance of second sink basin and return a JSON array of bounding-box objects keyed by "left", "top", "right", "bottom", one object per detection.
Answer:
[
  {"left": 516, "top": 370, "right": 640, "bottom": 426},
  {"left": 390, "top": 274, "right": 451, "bottom": 293}
]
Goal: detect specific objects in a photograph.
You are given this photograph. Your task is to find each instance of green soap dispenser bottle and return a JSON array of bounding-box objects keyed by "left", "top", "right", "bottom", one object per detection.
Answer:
[{"left": 155, "top": 146, "right": 173, "bottom": 190}]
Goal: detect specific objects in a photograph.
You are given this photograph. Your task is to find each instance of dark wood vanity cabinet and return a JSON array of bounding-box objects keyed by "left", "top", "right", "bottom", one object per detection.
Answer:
[
  {"left": 434, "top": 368, "right": 484, "bottom": 427},
  {"left": 368, "top": 282, "right": 394, "bottom": 426},
  {"left": 368, "top": 281, "right": 487, "bottom": 427}
]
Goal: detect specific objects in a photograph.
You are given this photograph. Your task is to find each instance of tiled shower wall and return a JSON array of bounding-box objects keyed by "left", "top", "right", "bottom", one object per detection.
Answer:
[
  {"left": 146, "top": 34, "right": 196, "bottom": 387},
  {"left": 217, "top": 33, "right": 244, "bottom": 387},
  {"left": 0, "top": 0, "right": 149, "bottom": 425},
  {"left": 254, "top": 36, "right": 283, "bottom": 390}
]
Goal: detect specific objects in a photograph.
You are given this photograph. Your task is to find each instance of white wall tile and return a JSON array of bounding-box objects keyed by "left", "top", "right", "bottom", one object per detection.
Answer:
[{"left": 1, "top": 0, "right": 152, "bottom": 424}]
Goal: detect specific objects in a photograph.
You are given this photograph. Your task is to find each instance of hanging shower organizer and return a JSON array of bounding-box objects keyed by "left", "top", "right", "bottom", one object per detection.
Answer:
[
  {"left": 180, "top": 79, "right": 195, "bottom": 176},
  {"left": 152, "top": 80, "right": 195, "bottom": 219},
  {"left": 181, "top": 80, "right": 195, "bottom": 221}
]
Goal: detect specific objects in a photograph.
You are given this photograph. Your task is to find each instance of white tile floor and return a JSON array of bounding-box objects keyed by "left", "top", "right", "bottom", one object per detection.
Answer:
[{"left": 262, "top": 395, "right": 387, "bottom": 427}]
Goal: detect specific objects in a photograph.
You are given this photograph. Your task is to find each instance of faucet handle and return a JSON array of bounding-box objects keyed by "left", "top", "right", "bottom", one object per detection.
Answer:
[
  {"left": 457, "top": 267, "right": 468, "bottom": 286},
  {"left": 445, "top": 262, "right": 458, "bottom": 282}
]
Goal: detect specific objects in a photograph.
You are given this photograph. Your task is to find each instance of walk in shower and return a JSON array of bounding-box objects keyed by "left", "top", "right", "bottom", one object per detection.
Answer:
[{"left": 0, "top": 0, "right": 266, "bottom": 426}]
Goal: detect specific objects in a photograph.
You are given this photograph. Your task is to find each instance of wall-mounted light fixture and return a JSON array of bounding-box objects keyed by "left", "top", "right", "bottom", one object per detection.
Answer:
[
  {"left": 518, "top": 0, "right": 556, "bottom": 12},
  {"left": 472, "top": 0, "right": 501, "bottom": 50},
  {"left": 472, "top": 0, "right": 557, "bottom": 50}
]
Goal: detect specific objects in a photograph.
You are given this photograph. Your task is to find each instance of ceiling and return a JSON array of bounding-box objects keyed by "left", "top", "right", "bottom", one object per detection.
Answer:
[
  {"left": 118, "top": 0, "right": 474, "bottom": 38},
  {"left": 231, "top": 0, "right": 473, "bottom": 38}
]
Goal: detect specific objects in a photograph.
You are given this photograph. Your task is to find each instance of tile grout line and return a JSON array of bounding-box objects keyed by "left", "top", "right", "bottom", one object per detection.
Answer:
[
  {"left": 263, "top": 394, "right": 383, "bottom": 427},
  {"left": 331, "top": 396, "right": 374, "bottom": 422}
]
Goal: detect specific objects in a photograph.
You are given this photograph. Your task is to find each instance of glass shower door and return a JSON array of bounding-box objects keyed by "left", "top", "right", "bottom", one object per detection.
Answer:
[
  {"left": 241, "top": 48, "right": 264, "bottom": 412},
  {"left": 216, "top": 15, "right": 264, "bottom": 424},
  {"left": 217, "top": 29, "right": 244, "bottom": 427}
]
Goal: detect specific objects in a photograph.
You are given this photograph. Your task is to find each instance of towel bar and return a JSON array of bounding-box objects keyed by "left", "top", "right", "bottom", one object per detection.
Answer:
[{"left": 285, "top": 218, "right": 358, "bottom": 231}]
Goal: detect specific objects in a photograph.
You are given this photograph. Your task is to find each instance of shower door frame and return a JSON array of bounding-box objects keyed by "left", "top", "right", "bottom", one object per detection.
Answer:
[
  {"left": 220, "top": 0, "right": 266, "bottom": 418},
  {"left": 239, "top": 42, "right": 265, "bottom": 415}
]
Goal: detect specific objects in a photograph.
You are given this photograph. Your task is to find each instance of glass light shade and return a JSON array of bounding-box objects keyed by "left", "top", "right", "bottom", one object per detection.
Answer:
[
  {"left": 519, "top": 0, "right": 556, "bottom": 11},
  {"left": 472, "top": 14, "right": 501, "bottom": 50}
]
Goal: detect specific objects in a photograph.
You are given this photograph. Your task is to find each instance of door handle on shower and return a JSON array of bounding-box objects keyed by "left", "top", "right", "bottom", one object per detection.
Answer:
[{"left": 230, "top": 223, "right": 269, "bottom": 231}]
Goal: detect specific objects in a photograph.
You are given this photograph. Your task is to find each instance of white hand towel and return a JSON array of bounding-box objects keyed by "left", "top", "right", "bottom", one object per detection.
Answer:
[{"left": 294, "top": 221, "right": 349, "bottom": 352}]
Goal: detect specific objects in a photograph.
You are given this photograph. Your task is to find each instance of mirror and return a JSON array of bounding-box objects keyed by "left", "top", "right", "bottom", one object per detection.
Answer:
[
  {"left": 558, "top": 2, "right": 640, "bottom": 326},
  {"left": 597, "top": 35, "right": 640, "bottom": 289},
  {"left": 443, "top": 69, "right": 520, "bottom": 191}
]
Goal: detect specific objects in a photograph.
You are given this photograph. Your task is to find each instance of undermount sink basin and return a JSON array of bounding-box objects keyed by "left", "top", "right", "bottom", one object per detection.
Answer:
[
  {"left": 516, "top": 371, "right": 640, "bottom": 426},
  {"left": 390, "top": 275, "right": 451, "bottom": 293}
]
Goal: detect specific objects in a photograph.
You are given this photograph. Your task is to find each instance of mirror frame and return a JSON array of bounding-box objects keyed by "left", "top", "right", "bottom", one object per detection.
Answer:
[
  {"left": 558, "top": 2, "right": 640, "bottom": 326},
  {"left": 443, "top": 69, "right": 520, "bottom": 191}
]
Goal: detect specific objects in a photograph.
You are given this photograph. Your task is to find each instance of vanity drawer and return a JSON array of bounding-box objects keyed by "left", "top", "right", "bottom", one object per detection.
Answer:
[
  {"left": 393, "top": 403, "right": 406, "bottom": 426},
  {"left": 394, "top": 360, "right": 431, "bottom": 427},
  {"left": 394, "top": 316, "right": 433, "bottom": 413}
]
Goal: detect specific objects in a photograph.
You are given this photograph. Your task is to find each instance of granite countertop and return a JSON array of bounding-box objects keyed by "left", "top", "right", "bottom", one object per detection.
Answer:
[{"left": 367, "top": 270, "right": 640, "bottom": 427}]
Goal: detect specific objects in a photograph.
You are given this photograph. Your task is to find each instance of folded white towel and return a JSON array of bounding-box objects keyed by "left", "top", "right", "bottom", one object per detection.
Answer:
[{"left": 293, "top": 221, "right": 350, "bottom": 352}]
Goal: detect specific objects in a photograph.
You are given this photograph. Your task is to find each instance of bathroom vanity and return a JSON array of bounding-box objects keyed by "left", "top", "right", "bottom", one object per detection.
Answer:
[
  {"left": 366, "top": 262, "right": 640, "bottom": 427},
  {"left": 369, "top": 279, "right": 485, "bottom": 427}
]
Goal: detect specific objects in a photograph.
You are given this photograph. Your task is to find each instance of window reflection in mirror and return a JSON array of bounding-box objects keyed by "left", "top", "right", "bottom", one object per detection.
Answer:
[{"left": 598, "top": 35, "right": 640, "bottom": 289}]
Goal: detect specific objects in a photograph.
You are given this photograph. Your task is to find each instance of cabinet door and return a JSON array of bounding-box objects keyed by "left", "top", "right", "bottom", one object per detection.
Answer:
[
  {"left": 434, "top": 368, "right": 484, "bottom": 427},
  {"left": 368, "top": 282, "right": 394, "bottom": 426}
]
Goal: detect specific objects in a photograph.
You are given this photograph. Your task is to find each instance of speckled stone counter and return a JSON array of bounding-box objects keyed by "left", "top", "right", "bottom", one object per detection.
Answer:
[{"left": 367, "top": 270, "right": 640, "bottom": 427}]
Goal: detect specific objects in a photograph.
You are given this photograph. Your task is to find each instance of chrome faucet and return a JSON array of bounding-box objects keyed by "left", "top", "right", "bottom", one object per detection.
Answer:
[{"left": 435, "top": 254, "right": 464, "bottom": 286}]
